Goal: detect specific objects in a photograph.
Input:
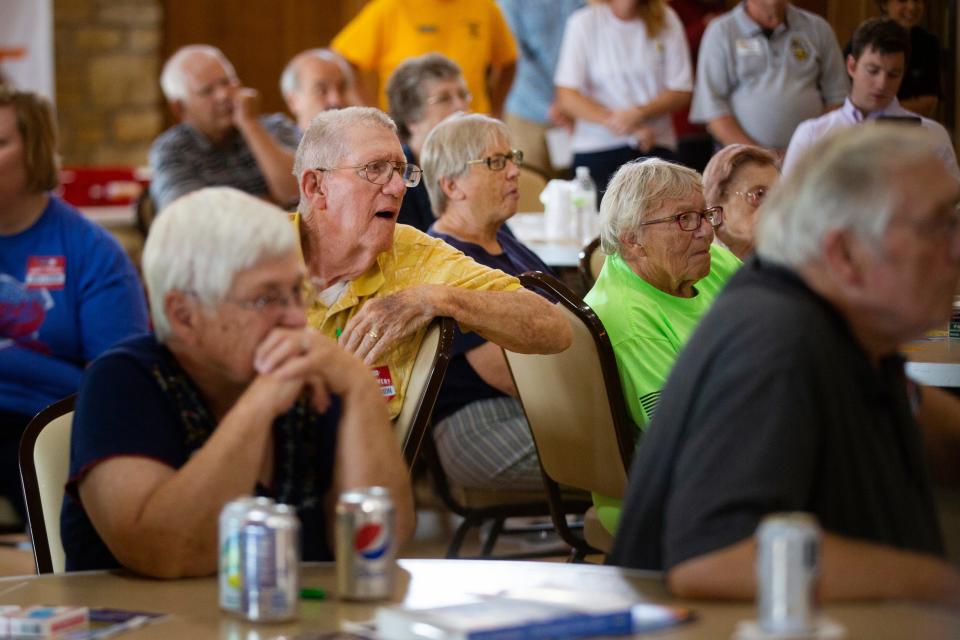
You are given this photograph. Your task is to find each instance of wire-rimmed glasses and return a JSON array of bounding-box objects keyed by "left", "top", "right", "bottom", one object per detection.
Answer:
[{"left": 317, "top": 160, "right": 422, "bottom": 187}]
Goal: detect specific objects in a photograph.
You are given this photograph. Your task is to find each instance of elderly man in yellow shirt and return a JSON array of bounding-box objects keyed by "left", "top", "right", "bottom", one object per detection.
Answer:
[{"left": 292, "top": 107, "right": 570, "bottom": 419}]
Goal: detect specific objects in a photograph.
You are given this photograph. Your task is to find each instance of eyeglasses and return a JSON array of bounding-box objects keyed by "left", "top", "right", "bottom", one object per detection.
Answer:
[
  {"left": 466, "top": 149, "right": 524, "bottom": 171},
  {"left": 733, "top": 187, "right": 768, "bottom": 208},
  {"left": 225, "top": 284, "right": 312, "bottom": 313},
  {"left": 637, "top": 206, "right": 724, "bottom": 232},
  {"left": 895, "top": 204, "right": 960, "bottom": 238},
  {"left": 317, "top": 160, "right": 422, "bottom": 187},
  {"left": 426, "top": 88, "right": 472, "bottom": 106}
]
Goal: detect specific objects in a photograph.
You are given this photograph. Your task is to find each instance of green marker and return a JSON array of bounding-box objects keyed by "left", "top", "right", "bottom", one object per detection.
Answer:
[
  {"left": 335, "top": 327, "right": 343, "bottom": 338},
  {"left": 300, "top": 587, "right": 327, "bottom": 600}
]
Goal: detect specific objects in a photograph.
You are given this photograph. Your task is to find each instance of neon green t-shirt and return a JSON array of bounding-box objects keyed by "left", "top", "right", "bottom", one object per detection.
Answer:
[{"left": 583, "top": 244, "right": 742, "bottom": 533}]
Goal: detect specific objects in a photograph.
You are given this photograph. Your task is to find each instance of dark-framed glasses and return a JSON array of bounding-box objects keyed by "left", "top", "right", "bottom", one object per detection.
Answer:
[
  {"left": 426, "top": 88, "right": 472, "bottom": 106},
  {"left": 317, "top": 160, "right": 422, "bottom": 187},
  {"left": 466, "top": 149, "right": 524, "bottom": 171},
  {"left": 637, "top": 206, "right": 724, "bottom": 232},
  {"left": 734, "top": 187, "right": 768, "bottom": 208}
]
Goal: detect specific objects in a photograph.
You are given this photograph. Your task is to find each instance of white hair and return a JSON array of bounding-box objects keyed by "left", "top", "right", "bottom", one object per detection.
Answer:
[
  {"left": 280, "top": 48, "right": 353, "bottom": 96},
  {"left": 159, "top": 45, "right": 237, "bottom": 102},
  {"left": 756, "top": 125, "right": 945, "bottom": 268},
  {"left": 293, "top": 106, "right": 398, "bottom": 216},
  {"left": 420, "top": 113, "right": 511, "bottom": 216},
  {"left": 143, "top": 187, "right": 297, "bottom": 342},
  {"left": 599, "top": 158, "right": 703, "bottom": 255}
]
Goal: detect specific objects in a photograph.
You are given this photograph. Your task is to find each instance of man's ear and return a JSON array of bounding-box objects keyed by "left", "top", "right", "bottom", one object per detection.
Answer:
[
  {"left": 439, "top": 174, "right": 465, "bottom": 202},
  {"left": 169, "top": 99, "right": 185, "bottom": 121},
  {"left": 822, "top": 228, "right": 866, "bottom": 290},
  {"left": 283, "top": 91, "right": 299, "bottom": 118},
  {"left": 846, "top": 54, "right": 857, "bottom": 79},
  {"left": 300, "top": 168, "right": 326, "bottom": 211}
]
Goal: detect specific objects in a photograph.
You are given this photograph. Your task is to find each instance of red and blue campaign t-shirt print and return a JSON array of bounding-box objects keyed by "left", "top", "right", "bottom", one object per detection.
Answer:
[{"left": 0, "top": 255, "right": 63, "bottom": 354}]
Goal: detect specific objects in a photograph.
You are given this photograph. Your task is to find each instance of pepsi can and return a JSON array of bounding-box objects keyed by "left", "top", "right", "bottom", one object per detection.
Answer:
[
  {"left": 219, "top": 496, "right": 273, "bottom": 613},
  {"left": 756, "top": 512, "right": 821, "bottom": 635},
  {"left": 336, "top": 487, "right": 395, "bottom": 600}
]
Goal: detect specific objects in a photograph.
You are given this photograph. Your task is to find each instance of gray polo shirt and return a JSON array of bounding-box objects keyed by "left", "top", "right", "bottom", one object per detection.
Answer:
[{"left": 690, "top": 3, "right": 848, "bottom": 149}]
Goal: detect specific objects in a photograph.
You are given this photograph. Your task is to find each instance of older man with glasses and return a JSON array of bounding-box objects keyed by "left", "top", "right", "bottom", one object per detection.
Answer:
[
  {"left": 611, "top": 125, "right": 960, "bottom": 606},
  {"left": 583, "top": 158, "right": 742, "bottom": 536},
  {"left": 292, "top": 107, "right": 571, "bottom": 424}
]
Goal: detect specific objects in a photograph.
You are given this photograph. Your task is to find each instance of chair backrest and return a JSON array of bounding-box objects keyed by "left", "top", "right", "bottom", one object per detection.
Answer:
[
  {"left": 393, "top": 317, "right": 455, "bottom": 466},
  {"left": 505, "top": 272, "right": 635, "bottom": 499},
  {"left": 517, "top": 166, "right": 548, "bottom": 212},
  {"left": 134, "top": 187, "right": 157, "bottom": 237},
  {"left": 19, "top": 395, "right": 75, "bottom": 574},
  {"left": 578, "top": 237, "right": 605, "bottom": 288}
]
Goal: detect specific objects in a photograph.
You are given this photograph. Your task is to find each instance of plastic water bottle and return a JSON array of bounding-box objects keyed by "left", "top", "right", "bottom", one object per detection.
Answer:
[{"left": 570, "top": 166, "right": 598, "bottom": 243}]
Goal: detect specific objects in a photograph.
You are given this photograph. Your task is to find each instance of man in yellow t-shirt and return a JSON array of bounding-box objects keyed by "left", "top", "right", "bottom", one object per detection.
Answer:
[
  {"left": 292, "top": 106, "right": 570, "bottom": 419},
  {"left": 331, "top": 0, "right": 518, "bottom": 116}
]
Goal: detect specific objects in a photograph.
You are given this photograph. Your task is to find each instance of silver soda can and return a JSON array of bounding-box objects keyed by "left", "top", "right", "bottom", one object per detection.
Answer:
[
  {"left": 239, "top": 501, "right": 301, "bottom": 622},
  {"left": 336, "top": 487, "right": 395, "bottom": 600},
  {"left": 756, "top": 512, "right": 821, "bottom": 635},
  {"left": 219, "top": 496, "right": 274, "bottom": 613}
]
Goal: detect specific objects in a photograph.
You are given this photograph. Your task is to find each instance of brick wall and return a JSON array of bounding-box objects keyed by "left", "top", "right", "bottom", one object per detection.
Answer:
[{"left": 54, "top": 0, "right": 163, "bottom": 167}]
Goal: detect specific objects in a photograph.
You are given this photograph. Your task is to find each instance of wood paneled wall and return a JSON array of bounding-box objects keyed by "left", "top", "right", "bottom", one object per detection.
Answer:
[{"left": 161, "top": 0, "right": 367, "bottom": 119}]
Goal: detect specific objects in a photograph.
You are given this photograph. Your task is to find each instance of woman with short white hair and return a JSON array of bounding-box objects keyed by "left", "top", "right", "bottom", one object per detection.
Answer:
[
  {"left": 420, "top": 113, "right": 552, "bottom": 491},
  {"left": 62, "top": 187, "right": 414, "bottom": 576},
  {"left": 584, "top": 158, "right": 741, "bottom": 534}
]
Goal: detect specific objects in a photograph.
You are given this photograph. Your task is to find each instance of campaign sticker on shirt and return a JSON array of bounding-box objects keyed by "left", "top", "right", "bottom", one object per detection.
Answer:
[
  {"left": 25, "top": 256, "right": 66, "bottom": 290},
  {"left": 372, "top": 365, "right": 396, "bottom": 400},
  {"left": 735, "top": 38, "right": 763, "bottom": 56}
]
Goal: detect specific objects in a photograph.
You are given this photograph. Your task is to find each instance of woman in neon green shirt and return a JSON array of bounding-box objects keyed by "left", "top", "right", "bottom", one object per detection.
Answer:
[{"left": 584, "top": 158, "right": 742, "bottom": 533}]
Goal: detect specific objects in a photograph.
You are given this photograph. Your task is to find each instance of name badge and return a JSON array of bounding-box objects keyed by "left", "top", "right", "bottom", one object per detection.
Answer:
[
  {"left": 25, "top": 256, "right": 66, "bottom": 290},
  {"left": 735, "top": 38, "right": 763, "bottom": 56},
  {"left": 372, "top": 365, "right": 397, "bottom": 400}
]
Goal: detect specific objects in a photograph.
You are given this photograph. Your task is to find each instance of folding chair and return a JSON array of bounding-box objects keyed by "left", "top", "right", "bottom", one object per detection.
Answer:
[
  {"left": 517, "top": 166, "right": 549, "bottom": 212},
  {"left": 18, "top": 395, "right": 75, "bottom": 574},
  {"left": 418, "top": 312, "right": 592, "bottom": 559},
  {"left": 578, "top": 236, "right": 606, "bottom": 289},
  {"left": 504, "top": 272, "right": 636, "bottom": 561},
  {"left": 393, "top": 317, "right": 456, "bottom": 465}
]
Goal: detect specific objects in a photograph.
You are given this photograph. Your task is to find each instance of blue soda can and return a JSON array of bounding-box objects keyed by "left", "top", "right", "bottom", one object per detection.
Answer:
[
  {"left": 239, "top": 502, "right": 301, "bottom": 622},
  {"left": 219, "top": 496, "right": 273, "bottom": 613}
]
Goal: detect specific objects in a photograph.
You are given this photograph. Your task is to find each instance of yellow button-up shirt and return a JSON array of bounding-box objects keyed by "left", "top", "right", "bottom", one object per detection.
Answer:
[{"left": 295, "top": 218, "right": 521, "bottom": 418}]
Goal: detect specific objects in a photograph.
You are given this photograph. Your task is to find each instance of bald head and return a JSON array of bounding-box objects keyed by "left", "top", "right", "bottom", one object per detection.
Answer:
[{"left": 281, "top": 49, "right": 354, "bottom": 131}]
